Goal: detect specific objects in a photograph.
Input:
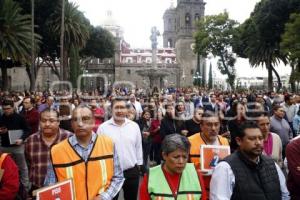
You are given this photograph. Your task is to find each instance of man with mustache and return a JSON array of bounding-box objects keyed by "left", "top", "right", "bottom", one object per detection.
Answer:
[
  {"left": 45, "top": 106, "right": 124, "bottom": 200},
  {"left": 210, "top": 121, "right": 290, "bottom": 200},
  {"left": 188, "top": 111, "right": 229, "bottom": 197},
  {"left": 25, "top": 108, "right": 71, "bottom": 196}
]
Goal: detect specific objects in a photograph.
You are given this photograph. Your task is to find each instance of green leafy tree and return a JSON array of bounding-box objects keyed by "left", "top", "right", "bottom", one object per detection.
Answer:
[
  {"left": 233, "top": 0, "right": 300, "bottom": 92},
  {"left": 281, "top": 13, "right": 300, "bottom": 91},
  {"left": 69, "top": 45, "right": 81, "bottom": 88},
  {"left": 0, "top": 0, "right": 40, "bottom": 90},
  {"left": 81, "top": 26, "right": 115, "bottom": 59},
  {"left": 194, "top": 12, "right": 238, "bottom": 90},
  {"left": 15, "top": 0, "right": 61, "bottom": 82},
  {"left": 48, "top": 0, "right": 90, "bottom": 81}
]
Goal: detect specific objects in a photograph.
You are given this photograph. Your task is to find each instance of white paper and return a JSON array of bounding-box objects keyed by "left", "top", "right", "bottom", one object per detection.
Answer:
[{"left": 8, "top": 130, "right": 23, "bottom": 145}]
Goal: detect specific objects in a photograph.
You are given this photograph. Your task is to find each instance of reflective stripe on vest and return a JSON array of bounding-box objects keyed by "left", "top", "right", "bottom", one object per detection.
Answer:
[
  {"left": 99, "top": 159, "right": 107, "bottom": 194},
  {"left": 51, "top": 135, "right": 114, "bottom": 200},
  {"left": 65, "top": 166, "right": 76, "bottom": 197},
  {"left": 148, "top": 163, "right": 202, "bottom": 200}
]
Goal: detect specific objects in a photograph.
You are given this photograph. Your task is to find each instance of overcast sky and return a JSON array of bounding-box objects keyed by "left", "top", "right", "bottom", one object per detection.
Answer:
[{"left": 70, "top": 0, "right": 290, "bottom": 78}]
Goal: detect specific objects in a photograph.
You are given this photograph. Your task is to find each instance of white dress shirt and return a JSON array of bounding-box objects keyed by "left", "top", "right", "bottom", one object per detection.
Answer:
[
  {"left": 97, "top": 118, "right": 143, "bottom": 171},
  {"left": 128, "top": 100, "right": 143, "bottom": 118},
  {"left": 210, "top": 161, "right": 290, "bottom": 200}
]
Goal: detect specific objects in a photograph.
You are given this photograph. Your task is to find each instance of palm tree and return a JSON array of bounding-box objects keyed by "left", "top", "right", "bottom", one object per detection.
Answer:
[
  {"left": 235, "top": 1, "right": 288, "bottom": 92},
  {"left": 0, "top": 0, "right": 40, "bottom": 90},
  {"left": 48, "top": 0, "right": 90, "bottom": 81}
]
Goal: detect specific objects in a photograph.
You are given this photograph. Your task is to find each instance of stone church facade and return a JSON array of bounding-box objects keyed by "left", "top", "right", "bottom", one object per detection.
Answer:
[{"left": 163, "top": 0, "right": 206, "bottom": 87}]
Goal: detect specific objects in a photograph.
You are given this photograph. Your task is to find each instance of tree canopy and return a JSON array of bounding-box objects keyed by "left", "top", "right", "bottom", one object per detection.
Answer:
[
  {"left": 194, "top": 12, "right": 238, "bottom": 90},
  {"left": 81, "top": 26, "right": 115, "bottom": 59},
  {"left": 233, "top": 0, "right": 300, "bottom": 92},
  {"left": 0, "top": 0, "right": 41, "bottom": 90}
]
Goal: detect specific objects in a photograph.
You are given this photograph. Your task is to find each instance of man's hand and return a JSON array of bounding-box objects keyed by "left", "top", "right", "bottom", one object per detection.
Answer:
[
  {"left": 297, "top": 166, "right": 300, "bottom": 171},
  {"left": 142, "top": 131, "right": 150, "bottom": 138},
  {"left": 92, "top": 195, "right": 102, "bottom": 200},
  {"left": 181, "top": 130, "right": 188, "bottom": 136},
  {"left": 15, "top": 139, "right": 23, "bottom": 145}
]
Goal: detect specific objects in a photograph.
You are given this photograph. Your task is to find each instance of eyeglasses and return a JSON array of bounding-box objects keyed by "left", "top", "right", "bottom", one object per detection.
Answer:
[
  {"left": 72, "top": 116, "right": 92, "bottom": 123},
  {"left": 203, "top": 122, "right": 220, "bottom": 128},
  {"left": 40, "top": 118, "right": 58, "bottom": 123},
  {"left": 2, "top": 107, "right": 13, "bottom": 110}
]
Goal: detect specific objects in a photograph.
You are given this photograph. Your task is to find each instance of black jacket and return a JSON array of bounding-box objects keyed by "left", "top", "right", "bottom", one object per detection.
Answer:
[
  {"left": 160, "top": 116, "right": 185, "bottom": 139},
  {"left": 0, "top": 112, "right": 30, "bottom": 147},
  {"left": 224, "top": 151, "right": 281, "bottom": 200}
]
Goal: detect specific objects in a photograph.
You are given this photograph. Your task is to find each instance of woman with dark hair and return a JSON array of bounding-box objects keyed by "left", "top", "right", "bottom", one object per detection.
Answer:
[
  {"left": 227, "top": 101, "right": 247, "bottom": 152},
  {"left": 149, "top": 109, "right": 163, "bottom": 165},
  {"left": 138, "top": 110, "right": 152, "bottom": 173},
  {"left": 160, "top": 104, "right": 186, "bottom": 139}
]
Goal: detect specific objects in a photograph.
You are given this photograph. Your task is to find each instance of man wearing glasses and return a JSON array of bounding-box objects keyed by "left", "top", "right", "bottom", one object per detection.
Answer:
[
  {"left": 45, "top": 106, "right": 124, "bottom": 200},
  {"left": 188, "top": 111, "right": 229, "bottom": 197}
]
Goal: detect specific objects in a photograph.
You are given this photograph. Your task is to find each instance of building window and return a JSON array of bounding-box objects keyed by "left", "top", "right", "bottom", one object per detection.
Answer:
[
  {"left": 146, "top": 58, "right": 152, "bottom": 63},
  {"left": 127, "top": 69, "right": 131, "bottom": 74},
  {"left": 126, "top": 58, "right": 132, "bottom": 63},
  {"left": 191, "top": 69, "right": 194, "bottom": 75},
  {"left": 195, "top": 13, "right": 200, "bottom": 21},
  {"left": 185, "top": 13, "right": 191, "bottom": 26},
  {"left": 165, "top": 58, "right": 171, "bottom": 64},
  {"left": 167, "top": 39, "right": 173, "bottom": 48}
]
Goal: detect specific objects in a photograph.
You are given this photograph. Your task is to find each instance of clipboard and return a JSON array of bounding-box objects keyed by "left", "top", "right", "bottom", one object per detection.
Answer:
[{"left": 8, "top": 130, "right": 23, "bottom": 145}]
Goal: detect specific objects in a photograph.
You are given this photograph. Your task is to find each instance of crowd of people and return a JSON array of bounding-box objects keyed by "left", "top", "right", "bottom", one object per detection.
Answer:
[{"left": 0, "top": 87, "right": 299, "bottom": 200}]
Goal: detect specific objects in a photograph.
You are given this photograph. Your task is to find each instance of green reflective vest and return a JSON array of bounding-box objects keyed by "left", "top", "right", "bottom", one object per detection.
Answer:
[{"left": 148, "top": 163, "right": 202, "bottom": 200}]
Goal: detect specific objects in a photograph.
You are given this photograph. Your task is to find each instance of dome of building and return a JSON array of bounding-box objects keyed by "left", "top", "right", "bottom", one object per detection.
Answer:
[
  {"left": 102, "top": 10, "right": 119, "bottom": 27},
  {"left": 101, "top": 10, "right": 123, "bottom": 38}
]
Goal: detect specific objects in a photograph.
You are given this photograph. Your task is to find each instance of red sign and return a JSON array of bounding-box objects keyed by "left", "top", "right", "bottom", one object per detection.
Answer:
[{"left": 36, "top": 179, "right": 74, "bottom": 200}]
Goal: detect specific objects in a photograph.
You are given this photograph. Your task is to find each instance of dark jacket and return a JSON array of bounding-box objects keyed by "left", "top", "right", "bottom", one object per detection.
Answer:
[
  {"left": 224, "top": 151, "right": 281, "bottom": 200},
  {"left": 160, "top": 116, "right": 185, "bottom": 139},
  {"left": 0, "top": 112, "right": 30, "bottom": 147}
]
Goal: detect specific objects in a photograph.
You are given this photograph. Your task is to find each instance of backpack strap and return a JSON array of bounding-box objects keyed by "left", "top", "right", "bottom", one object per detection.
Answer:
[{"left": 0, "top": 153, "right": 8, "bottom": 168}]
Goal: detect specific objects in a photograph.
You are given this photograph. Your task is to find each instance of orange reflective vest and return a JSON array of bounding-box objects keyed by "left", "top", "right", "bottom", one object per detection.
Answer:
[
  {"left": 188, "top": 133, "right": 229, "bottom": 197},
  {"left": 188, "top": 133, "right": 229, "bottom": 169},
  {"left": 51, "top": 135, "right": 114, "bottom": 200}
]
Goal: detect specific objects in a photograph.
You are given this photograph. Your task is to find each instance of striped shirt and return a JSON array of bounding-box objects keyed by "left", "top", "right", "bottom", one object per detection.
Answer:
[
  {"left": 44, "top": 132, "right": 124, "bottom": 200},
  {"left": 24, "top": 129, "right": 71, "bottom": 188}
]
